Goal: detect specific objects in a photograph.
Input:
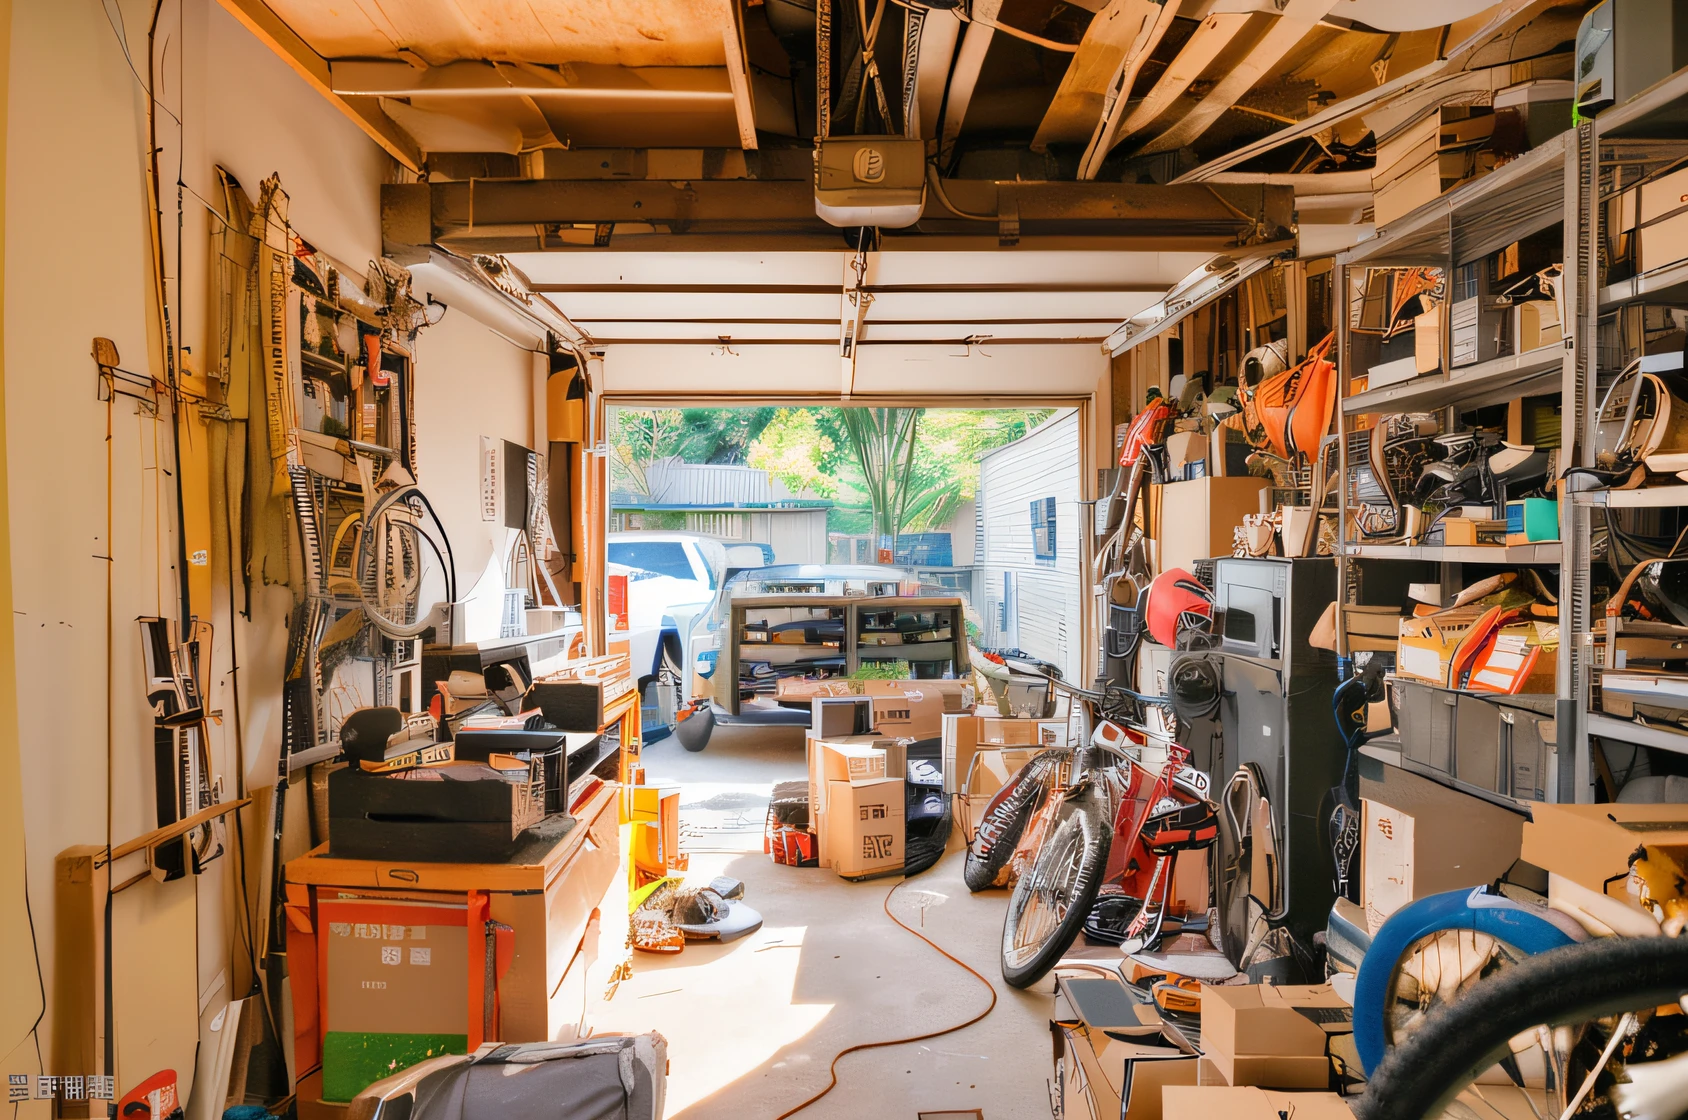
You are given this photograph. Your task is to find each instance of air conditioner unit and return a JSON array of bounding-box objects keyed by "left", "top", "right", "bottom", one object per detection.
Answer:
[
  {"left": 814, "top": 136, "right": 927, "bottom": 229},
  {"left": 1576, "top": 0, "right": 1688, "bottom": 118}
]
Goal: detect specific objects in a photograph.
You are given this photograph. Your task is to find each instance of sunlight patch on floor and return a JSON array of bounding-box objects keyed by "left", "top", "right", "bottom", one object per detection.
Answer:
[{"left": 594, "top": 924, "right": 831, "bottom": 1117}]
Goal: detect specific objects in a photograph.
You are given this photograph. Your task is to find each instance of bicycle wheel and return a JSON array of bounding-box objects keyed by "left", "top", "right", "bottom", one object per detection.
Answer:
[
  {"left": 1001, "top": 794, "right": 1112, "bottom": 989},
  {"left": 1357, "top": 935, "right": 1688, "bottom": 1120},
  {"left": 963, "top": 750, "right": 1062, "bottom": 893}
]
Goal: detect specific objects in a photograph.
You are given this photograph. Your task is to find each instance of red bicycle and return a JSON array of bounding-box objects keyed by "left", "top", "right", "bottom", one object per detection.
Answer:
[{"left": 964, "top": 667, "right": 1218, "bottom": 989}]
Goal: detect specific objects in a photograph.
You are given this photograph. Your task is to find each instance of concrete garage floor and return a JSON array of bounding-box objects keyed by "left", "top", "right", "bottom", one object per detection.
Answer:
[{"left": 594, "top": 723, "right": 1056, "bottom": 1120}]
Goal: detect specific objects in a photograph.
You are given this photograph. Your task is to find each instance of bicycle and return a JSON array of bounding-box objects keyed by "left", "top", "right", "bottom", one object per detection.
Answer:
[
  {"left": 965, "top": 661, "right": 1217, "bottom": 989},
  {"left": 1356, "top": 933, "right": 1688, "bottom": 1120}
]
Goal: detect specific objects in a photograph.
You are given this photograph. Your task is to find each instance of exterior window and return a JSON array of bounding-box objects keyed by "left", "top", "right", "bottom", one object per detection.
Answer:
[{"left": 1030, "top": 497, "right": 1057, "bottom": 562}]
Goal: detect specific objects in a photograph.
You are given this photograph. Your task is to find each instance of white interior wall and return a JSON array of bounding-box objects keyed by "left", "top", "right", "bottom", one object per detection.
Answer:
[
  {"left": 410, "top": 294, "right": 537, "bottom": 642},
  {"left": 3, "top": 2, "right": 535, "bottom": 1107}
]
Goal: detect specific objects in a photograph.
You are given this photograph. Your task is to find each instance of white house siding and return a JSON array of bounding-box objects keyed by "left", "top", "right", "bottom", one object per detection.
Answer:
[{"left": 975, "top": 410, "right": 1084, "bottom": 683}]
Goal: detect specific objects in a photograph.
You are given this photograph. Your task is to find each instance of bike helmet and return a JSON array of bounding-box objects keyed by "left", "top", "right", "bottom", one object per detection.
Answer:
[{"left": 1143, "top": 568, "right": 1213, "bottom": 648}]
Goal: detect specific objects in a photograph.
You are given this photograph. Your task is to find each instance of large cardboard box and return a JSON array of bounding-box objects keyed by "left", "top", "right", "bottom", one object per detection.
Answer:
[
  {"left": 1522, "top": 802, "right": 1688, "bottom": 895},
  {"left": 827, "top": 777, "right": 905, "bottom": 879},
  {"left": 1162, "top": 1087, "right": 1355, "bottom": 1119},
  {"left": 1357, "top": 757, "right": 1524, "bottom": 928},
  {"left": 807, "top": 733, "right": 890, "bottom": 822},
  {"left": 941, "top": 715, "right": 1065, "bottom": 793},
  {"left": 1640, "top": 163, "right": 1688, "bottom": 273},
  {"left": 1156, "top": 477, "right": 1271, "bottom": 575},
  {"left": 1198, "top": 984, "right": 1349, "bottom": 1091}
]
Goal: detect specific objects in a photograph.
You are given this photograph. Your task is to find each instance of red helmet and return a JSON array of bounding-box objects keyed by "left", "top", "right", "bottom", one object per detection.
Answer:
[{"left": 1144, "top": 568, "right": 1213, "bottom": 648}]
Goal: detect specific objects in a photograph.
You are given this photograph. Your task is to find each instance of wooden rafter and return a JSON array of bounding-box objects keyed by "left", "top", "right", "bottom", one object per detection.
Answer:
[
  {"left": 721, "top": 0, "right": 760, "bottom": 149},
  {"left": 1104, "top": 12, "right": 1250, "bottom": 156},
  {"left": 1138, "top": 0, "right": 1339, "bottom": 155},
  {"left": 1033, "top": 0, "right": 1165, "bottom": 153},
  {"left": 213, "top": 0, "right": 423, "bottom": 171}
]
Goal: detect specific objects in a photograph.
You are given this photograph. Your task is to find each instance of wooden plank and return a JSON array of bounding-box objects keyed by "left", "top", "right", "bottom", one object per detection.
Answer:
[
  {"left": 212, "top": 0, "right": 423, "bottom": 171},
  {"left": 1033, "top": 0, "right": 1165, "bottom": 151},
  {"left": 52, "top": 847, "right": 108, "bottom": 1118},
  {"left": 1107, "top": 13, "right": 1251, "bottom": 151},
  {"left": 721, "top": 0, "right": 759, "bottom": 149},
  {"left": 284, "top": 782, "right": 617, "bottom": 893},
  {"left": 110, "top": 797, "right": 252, "bottom": 861},
  {"left": 939, "top": 0, "right": 1004, "bottom": 158},
  {"left": 1139, "top": 0, "right": 1340, "bottom": 155},
  {"left": 1078, "top": 0, "right": 1185, "bottom": 177}
]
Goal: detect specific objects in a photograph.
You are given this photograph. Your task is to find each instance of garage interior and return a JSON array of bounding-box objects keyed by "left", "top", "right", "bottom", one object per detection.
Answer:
[{"left": 4, "top": 1, "right": 1686, "bottom": 1119}]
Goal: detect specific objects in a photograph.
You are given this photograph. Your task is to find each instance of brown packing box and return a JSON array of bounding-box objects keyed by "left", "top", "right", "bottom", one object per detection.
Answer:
[
  {"left": 1640, "top": 163, "right": 1688, "bottom": 273},
  {"left": 827, "top": 777, "right": 906, "bottom": 879},
  {"left": 807, "top": 733, "right": 890, "bottom": 821},
  {"left": 1521, "top": 802, "right": 1688, "bottom": 895},
  {"left": 1162, "top": 1087, "right": 1355, "bottom": 1119},
  {"left": 777, "top": 678, "right": 975, "bottom": 705},
  {"left": 1414, "top": 305, "right": 1442, "bottom": 374},
  {"left": 1442, "top": 517, "right": 1506, "bottom": 547},
  {"left": 1359, "top": 761, "right": 1523, "bottom": 928},
  {"left": 1198, "top": 983, "right": 1350, "bottom": 1091},
  {"left": 1154, "top": 476, "right": 1271, "bottom": 576}
]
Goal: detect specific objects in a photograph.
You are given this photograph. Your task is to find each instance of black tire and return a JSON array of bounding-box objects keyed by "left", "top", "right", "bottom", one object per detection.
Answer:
[
  {"left": 1357, "top": 935, "right": 1688, "bottom": 1120},
  {"left": 675, "top": 706, "right": 714, "bottom": 752},
  {"left": 963, "top": 752, "right": 1057, "bottom": 893},
  {"left": 1000, "top": 797, "right": 1112, "bottom": 990}
]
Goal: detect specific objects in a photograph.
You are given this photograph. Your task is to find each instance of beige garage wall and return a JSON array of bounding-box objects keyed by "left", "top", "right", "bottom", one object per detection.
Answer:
[{"left": 1, "top": 1, "right": 540, "bottom": 1108}]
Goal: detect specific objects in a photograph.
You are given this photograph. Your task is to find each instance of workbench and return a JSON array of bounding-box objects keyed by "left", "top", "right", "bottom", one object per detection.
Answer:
[{"left": 285, "top": 780, "right": 620, "bottom": 1106}]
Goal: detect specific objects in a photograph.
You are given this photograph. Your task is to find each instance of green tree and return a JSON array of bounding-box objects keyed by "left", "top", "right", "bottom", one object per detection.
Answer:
[
  {"left": 746, "top": 408, "right": 837, "bottom": 497},
  {"left": 836, "top": 408, "right": 923, "bottom": 543}
]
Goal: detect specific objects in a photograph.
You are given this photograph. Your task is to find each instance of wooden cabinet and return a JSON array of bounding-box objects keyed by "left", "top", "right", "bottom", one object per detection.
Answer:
[{"left": 285, "top": 782, "right": 621, "bottom": 1104}]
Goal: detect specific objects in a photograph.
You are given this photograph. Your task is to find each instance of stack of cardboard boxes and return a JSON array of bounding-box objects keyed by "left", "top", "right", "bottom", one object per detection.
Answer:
[{"left": 802, "top": 682, "right": 970, "bottom": 879}]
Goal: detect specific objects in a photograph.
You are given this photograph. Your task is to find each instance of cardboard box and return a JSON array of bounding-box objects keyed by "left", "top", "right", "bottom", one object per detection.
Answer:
[
  {"left": 943, "top": 715, "right": 1064, "bottom": 792},
  {"left": 1522, "top": 802, "right": 1688, "bottom": 895},
  {"left": 827, "top": 777, "right": 905, "bottom": 879},
  {"left": 1442, "top": 517, "right": 1506, "bottom": 547},
  {"left": 1198, "top": 983, "right": 1349, "bottom": 1090},
  {"left": 1640, "top": 164, "right": 1688, "bottom": 273},
  {"left": 1414, "top": 305, "right": 1442, "bottom": 373},
  {"left": 1162, "top": 1087, "right": 1355, "bottom": 1119},
  {"left": 1514, "top": 299, "right": 1562, "bottom": 352},
  {"left": 1365, "top": 354, "right": 1420, "bottom": 389},
  {"left": 1156, "top": 476, "right": 1272, "bottom": 576},
  {"left": 1358, "top": 760, "right": 1523, "bottom": 928},
  {"left": 807, "top": 733, "right": 891, "bottom": 821}
]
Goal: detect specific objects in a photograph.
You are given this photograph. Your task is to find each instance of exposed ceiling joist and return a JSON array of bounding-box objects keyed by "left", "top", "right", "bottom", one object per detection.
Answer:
[
  {"left": 385, "top": 179, "right": 1293, "bottom": 257},
  {"left": 904, "top": 7, "right": 962, "bottom": 140},
  {"left": 213, "top": 0, "right": 422, "bottom": 170},
  {"left": 940, "top": 0, "right": 1004, "bottom": 159},
  {"left": 1138, "top": 0, "right": 1340, "bottom": 156},
  {"left": 1174, "top": 0, "right": 1562, "bottom": 181},
  {"left": 1032, "top": 0, "right": 1166, "bottom": 152},
  {"left": 1105, "top": 13, "right": 1250, "bottom": 155},
  {"left": 1077, "top": 0, "right": 1184, "bottom": 178},
  {"left": 721, "top": 2, "right": 759, "bottom": 149}
]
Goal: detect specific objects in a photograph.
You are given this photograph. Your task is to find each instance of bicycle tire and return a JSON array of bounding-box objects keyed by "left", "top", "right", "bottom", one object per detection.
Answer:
[
  {"left": 1000, "top": 795, "right": 1112, "bottom": 989},
  {"left": 1356, "top": 935, "right": 1688, "bottom": 1120},
  {"left": 963, "top": 752, "right": 1058, "bottom": 893}
]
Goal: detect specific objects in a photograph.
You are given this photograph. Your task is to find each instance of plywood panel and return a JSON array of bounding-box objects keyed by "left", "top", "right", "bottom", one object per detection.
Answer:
[{"left": 112, "top": 876, "right": 199, "bottom": 1101}]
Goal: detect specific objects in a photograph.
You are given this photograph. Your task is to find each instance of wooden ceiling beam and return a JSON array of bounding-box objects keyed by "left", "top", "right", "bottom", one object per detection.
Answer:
[
  {"left": 1137, "top": 0, "right": 1339, "bottom": 155},
  {"left": 1032, "top": 0, "right": 1168, "bottom": 153},
  {"left": 722, "top": 0, "right": 759, "bottom": 149},
  {"left": 213, "top": 0, "right": 422, "bottom": 171},
  {"left": 1103, "top": 12, "right": 1251, "bottom": 156}
]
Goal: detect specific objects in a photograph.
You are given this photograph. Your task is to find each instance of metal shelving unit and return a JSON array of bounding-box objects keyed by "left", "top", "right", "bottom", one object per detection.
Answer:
[
  {"left": 1342, "top": 542, "right": 1562, "bottom": 564},
  {"left": 1333, "top": 121, "right": 1582, "bottom": 800},
  {"left": 1341, "top": 344, "right": 1566, "bottom": 416}
]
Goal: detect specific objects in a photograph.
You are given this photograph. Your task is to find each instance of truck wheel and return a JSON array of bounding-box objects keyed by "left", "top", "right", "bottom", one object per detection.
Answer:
[{"left": 676, "top": 706, "right": 715, "bottom": 752}]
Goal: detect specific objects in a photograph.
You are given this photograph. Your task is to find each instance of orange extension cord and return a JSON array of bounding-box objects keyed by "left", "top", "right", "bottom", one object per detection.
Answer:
[{"left": 772, "top": 872, "right": 1000, "bottom": 1119}]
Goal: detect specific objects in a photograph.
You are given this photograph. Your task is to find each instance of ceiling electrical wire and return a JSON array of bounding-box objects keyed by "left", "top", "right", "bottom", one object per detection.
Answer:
[{"left": 772, "top": 868, "right": 998, "bottom": 1119}]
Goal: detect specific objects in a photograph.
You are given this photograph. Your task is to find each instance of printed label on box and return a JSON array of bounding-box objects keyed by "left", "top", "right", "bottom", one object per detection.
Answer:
[{"left": 862, "top": 835, "right": 896, "bottom": 860}]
